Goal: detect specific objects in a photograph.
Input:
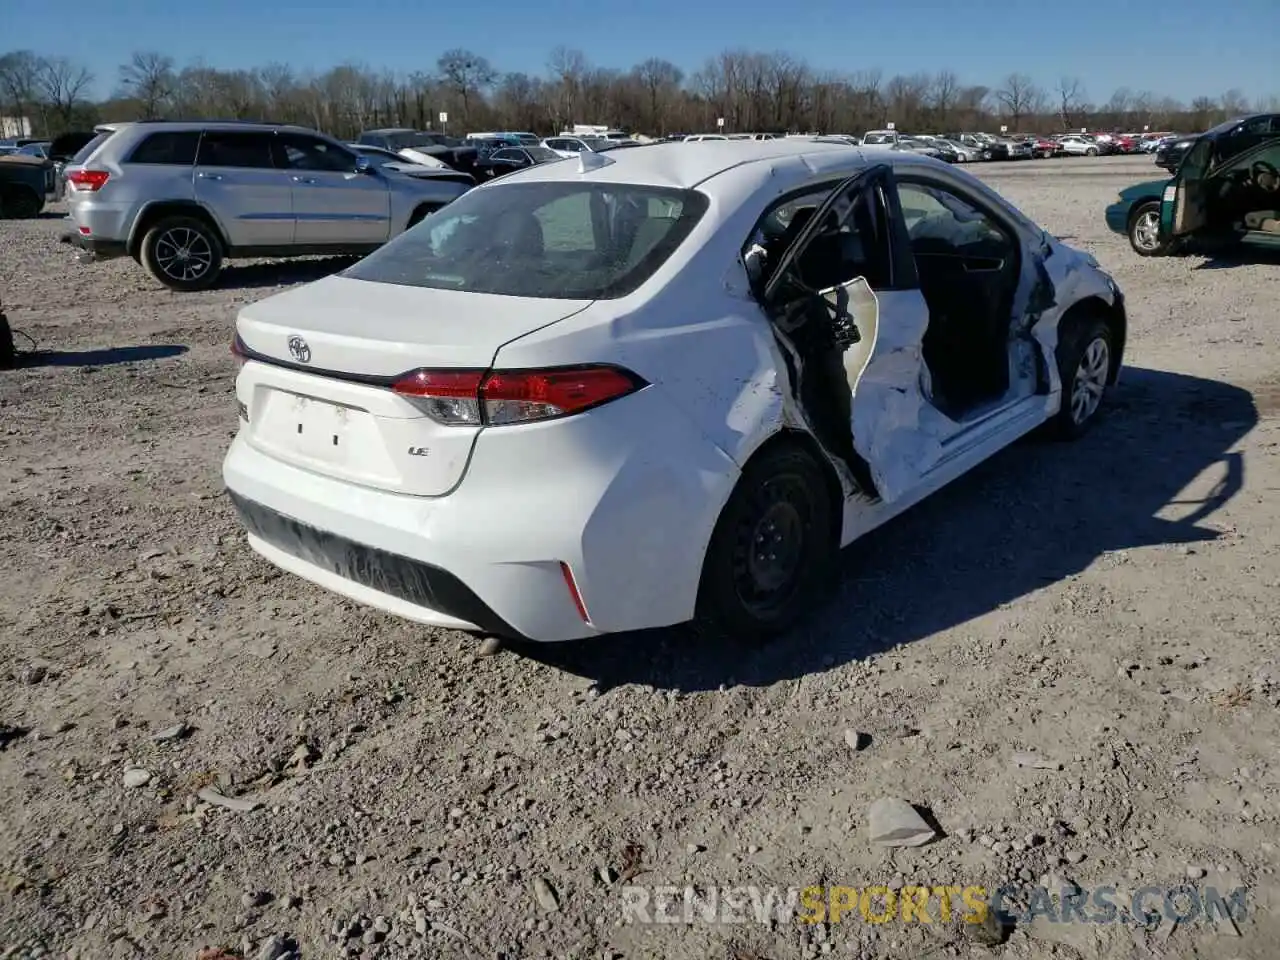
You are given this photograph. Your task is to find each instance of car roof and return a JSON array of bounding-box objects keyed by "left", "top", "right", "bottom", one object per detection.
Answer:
[
  {"left": 1201, "top": 113, "right": 1279, "bottom": 138},
  {"left": 494, "top": 138, "right": 947, "bottom": 195},
  {"left": 100, "top": 120, "right": 329, "bottom": 136}
]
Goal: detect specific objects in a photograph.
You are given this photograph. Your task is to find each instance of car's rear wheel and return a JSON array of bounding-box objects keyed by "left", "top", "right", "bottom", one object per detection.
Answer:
[
  {"left": 1127, "top": 201, "right": 1172, "bottom": 257},
  {"left": 1086, "top": 147, "right": 1098, "bottom": 157},
  {"left": 1050, "top": 316, "right": 1113, "bottom": 440},
  {"left": 696, "top": 442, "right": 837, "bottom": 644},
  {"left": 141, "top": 216, "right": 223, "bottom": 291}
]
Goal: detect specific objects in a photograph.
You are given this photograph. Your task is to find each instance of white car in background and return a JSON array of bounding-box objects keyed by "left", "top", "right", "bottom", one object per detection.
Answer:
[
  {"left": 223, "top": 140, "right": 1127, "bottom": 643},
  {"left": 1057, "top": 134, "right": 1100, "bottom": 156},
  {"left": 541, "top": 135, "right": 609, "bottom": 159}
]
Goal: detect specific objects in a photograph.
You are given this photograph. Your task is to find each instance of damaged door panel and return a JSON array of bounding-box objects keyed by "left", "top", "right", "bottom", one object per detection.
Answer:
[{"left": 759, "top": 164, "right": 927, "bottom": 503}]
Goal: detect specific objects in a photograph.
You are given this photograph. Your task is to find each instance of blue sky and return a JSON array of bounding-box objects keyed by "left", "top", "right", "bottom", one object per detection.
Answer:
[{"left": 4, "top": 0, "right": 1278, "bottom": 104}]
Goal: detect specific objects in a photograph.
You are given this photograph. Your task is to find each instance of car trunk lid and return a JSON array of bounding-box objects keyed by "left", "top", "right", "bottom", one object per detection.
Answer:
[{"left": 234, "top": 274, "right": 591, "bottom": 496}]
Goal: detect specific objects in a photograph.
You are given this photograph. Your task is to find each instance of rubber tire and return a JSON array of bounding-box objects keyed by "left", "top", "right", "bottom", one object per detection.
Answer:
[
  {"left": 407, "top": 203, "right": 443, "bottom": 229},
  {"left": 140, "top": 216, "right": 224, "bottom": 291},
  {"left": 1127, "top": 201, "right": 1172, "bottom": 257},
  {"left": 695, "top": 442, "right": 837, "bottom": 645},
  {"left": 1086, "top": 147, "right": 1098, "bottom": 157},
  {"left": 1, "top": 185, "right": 41, "bottom": 219},
  {"left": 1049, "top": 316, "right": 1113, "bottom": 441}
]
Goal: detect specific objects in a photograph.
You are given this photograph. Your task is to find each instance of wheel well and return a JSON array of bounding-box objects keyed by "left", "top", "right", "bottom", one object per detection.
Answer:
[
  {"left": 740, "top": 429, "right": 845, "bottom": 544},
  {"left": 129, "top": 203, "right": 228, "bottom": 258},
  {"left": 1126, "top": 197, "right": 1161, "bottom": 227},
  {"left": 1061, "top": 295, "right": 1125, "bottom": 384}
]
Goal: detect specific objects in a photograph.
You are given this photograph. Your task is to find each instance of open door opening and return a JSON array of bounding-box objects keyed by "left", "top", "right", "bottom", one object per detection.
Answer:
[
  {"left": 895, "top": 180, "right": 1022, "bottom": 418},
  {"left": 754, "top": 166, "right": 895, "bottom": 498}
]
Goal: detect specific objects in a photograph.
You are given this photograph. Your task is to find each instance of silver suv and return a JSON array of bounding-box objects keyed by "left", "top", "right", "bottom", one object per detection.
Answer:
[{"left": 63, "top": 121, "right": 472, "bottom": 291}]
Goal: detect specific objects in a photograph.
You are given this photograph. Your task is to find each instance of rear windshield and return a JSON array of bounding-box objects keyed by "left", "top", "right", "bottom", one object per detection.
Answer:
[
  {"left": 384, "top": 132, "right": 444, "bottom": 151},
  {"left": 342, "top": 181, "right": 709, "bottom": 300},
  {"left": 71, "top": 132, "right": 112, "bottom": 164}
]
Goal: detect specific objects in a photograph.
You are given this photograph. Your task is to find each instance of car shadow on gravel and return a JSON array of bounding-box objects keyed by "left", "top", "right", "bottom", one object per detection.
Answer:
[
  {"left": 19, "top": 344, "right": 187, "bottom": 368},
  {"left": 1193, "top": 248, "right": 1280, "bottom": 270},
  {"left": 214, "top": 256, "right": 362, "bottom": 291},
  {"left": 515, "top": 366, "right": 1258, "bottom": 693}
]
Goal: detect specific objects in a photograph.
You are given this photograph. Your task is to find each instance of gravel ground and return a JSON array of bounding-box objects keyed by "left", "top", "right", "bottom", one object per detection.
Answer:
[{"left": 1, "top": 155, "right": 1278, "bottom": 960}]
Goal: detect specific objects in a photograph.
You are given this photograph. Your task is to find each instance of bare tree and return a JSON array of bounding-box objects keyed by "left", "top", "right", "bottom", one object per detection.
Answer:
[
  {"left": 632, "top": 58, "right": 682, "bottom": 134},
  {"left": 1057, "top": 76, "right": 1085, "bottom": 130},
  {"left": 929, "top": 70, "right": 960, "bottom": 129},
  {"left": 545, "top": 47, "right": 591, "bottom": 130},
  {"left": 436, "top": 49, "right": 496, "bottom": 124},
  {"left": 1220, "top": 88, "right": 1249, "bottom": 116},
  {"left": 2, "top": 44, "right": 1274, "bottom": 143},
  {"left": 37, "top": 56, "right": 93, "bottom": 129},
  {"left": 0, "top": 50, "right": 44, "bottom": 131},
  {"left": 994, "top": 73, "right": 1040, "bottom": 130},
  {"left": 118, "top": 51, "right": 175, "bottom": 119}
]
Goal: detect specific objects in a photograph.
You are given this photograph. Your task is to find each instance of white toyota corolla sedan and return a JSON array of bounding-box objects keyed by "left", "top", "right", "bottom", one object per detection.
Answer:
[{"left": 223, "top": 139, "right": 1127, "bottom": 643}]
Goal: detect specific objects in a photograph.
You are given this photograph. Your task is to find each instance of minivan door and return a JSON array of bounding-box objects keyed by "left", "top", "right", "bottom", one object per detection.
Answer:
[{"left": 194, "top": 130, "right": 294, "bottom": 247}]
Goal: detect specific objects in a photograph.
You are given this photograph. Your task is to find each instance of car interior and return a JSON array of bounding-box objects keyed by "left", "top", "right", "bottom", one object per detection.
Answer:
[
  {"left": 896, "top": 180, "right": 1020, "bottom": 417},
  {"left": 756, "top": 178, "right": 1021, "bottom": 426},
  {"left": 1212, "top": 146, "right": 1280, "bottom": 235}
]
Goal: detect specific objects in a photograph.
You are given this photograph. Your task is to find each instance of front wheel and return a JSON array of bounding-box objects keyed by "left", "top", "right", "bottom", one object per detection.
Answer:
[
  {"left": 1127, "top": 201, "right": 1172, "bottom": 257},
  {"left": 1050, "top": 317, "right": 1113, "bottom": 440},
  {"left": 140, "top": 216, "right": 223, "bottom": 291},
  {"left": 695, "top": 442, "right": 837, "bottom": 644},
  {"left": 1086, "top": 147, "right": 1098, "bottom": 157}
]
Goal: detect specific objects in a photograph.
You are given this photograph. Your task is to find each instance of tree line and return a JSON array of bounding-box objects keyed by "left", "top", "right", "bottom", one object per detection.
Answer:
[{"left": 2, "top": 47, "right": 1277, "bottom": 142}]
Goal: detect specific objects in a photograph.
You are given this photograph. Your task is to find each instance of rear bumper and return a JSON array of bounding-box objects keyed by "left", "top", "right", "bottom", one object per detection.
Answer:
[
  {"left": 66, "top": 231, "right": 127, "bottom": 258},
  {"left": 222, "top": 383, "right": 739, "bottom": 642},
  {"left": 228, "top": 491, "right": 521, "bottom": 637}
]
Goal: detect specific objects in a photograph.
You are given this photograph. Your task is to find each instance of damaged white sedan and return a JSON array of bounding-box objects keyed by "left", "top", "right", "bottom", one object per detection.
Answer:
[{"left": 223, "top": 140, "right": 1127, "bottom": 643}]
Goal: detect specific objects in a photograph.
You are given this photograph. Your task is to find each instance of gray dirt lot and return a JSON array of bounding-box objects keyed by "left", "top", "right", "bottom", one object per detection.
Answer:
[{"left": 0, "top": 154, "right": 1277, "bottom": 960}]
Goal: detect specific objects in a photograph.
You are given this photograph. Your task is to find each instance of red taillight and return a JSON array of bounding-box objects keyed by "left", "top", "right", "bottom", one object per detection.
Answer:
[
  {"left": 67, "top": 169, "right": 109, "bottom": 191},
  {"left": 391, "top": 365, "right": 644, "bottom": 426},
  {"left": 231, "top": 333, "right": 248, "bottom": 369}
]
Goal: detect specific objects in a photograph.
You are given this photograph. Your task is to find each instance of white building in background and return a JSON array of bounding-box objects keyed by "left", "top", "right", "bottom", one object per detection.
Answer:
[{"left": 1, "top": 117, "right": 33, "bottom": 138}]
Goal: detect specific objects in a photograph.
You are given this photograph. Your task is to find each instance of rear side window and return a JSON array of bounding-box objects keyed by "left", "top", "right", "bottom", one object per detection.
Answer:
[
  {"left": 277, "top": 134, "right": 356, "bottom": 172},
  {"left": 342, "top": 181, "right": 709, "bottom": 300},
  {"left": 127, "top": 131, "right": 199, "bottom": 165},
  {"left": 197, "top": 132, "right": 276, "bottom": 169},
  {"left": 70, "top": 132, "right": 112, "bottom": 165}
]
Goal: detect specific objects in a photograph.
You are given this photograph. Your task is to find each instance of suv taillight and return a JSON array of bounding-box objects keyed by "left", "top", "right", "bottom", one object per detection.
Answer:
[
  {"left": 391, "top": 365, "right": 646, "bottom": 426},
  {"left": 66, "top": 169, "right": 109, "bottom": 191},
  {"left": 231, "top": 333, "right": 248, "bottom": 369}
]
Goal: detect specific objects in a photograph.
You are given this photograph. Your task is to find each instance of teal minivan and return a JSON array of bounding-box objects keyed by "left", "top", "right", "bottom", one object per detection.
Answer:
[{"left": 1105, "top": 113, "right": 1280, "bottom": 256}]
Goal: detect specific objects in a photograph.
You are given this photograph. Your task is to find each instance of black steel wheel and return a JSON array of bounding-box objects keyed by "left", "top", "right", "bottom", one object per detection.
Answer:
[{"left": 696, "top": 441, "right": 837, "bottom": 644}]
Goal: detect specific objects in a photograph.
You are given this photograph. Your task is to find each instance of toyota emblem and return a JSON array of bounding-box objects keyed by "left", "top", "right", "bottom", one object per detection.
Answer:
[{"left": 287, "top": 335, "right": 311, "bottom": 364}]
